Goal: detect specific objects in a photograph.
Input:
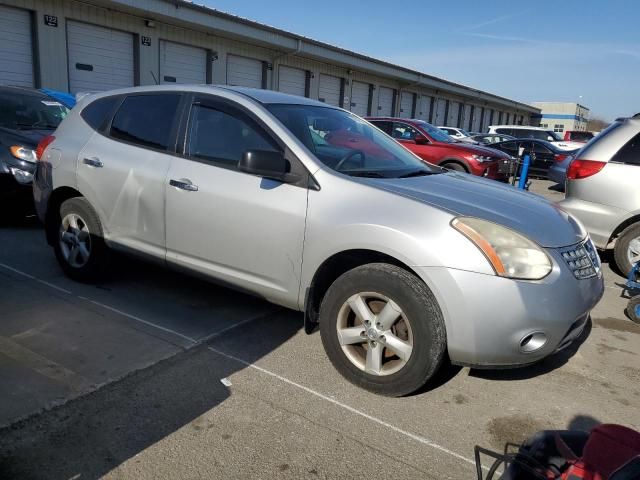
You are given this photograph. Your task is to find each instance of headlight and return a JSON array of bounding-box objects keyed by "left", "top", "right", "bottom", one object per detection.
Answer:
[
  {"left": 452, "top": 217, "right": 552, "bottom": 280},
  {"left": 10, "top": 145, "right": 37, "bottom": 163},
  {"left": 10, "top": 167, "right": 34, "bottom": 184},
  {"left": 471, "top": 154, "right": 494, "bottom": 163}
]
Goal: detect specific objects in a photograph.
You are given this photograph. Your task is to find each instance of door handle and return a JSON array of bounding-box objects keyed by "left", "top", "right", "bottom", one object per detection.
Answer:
[
  {"left": 83, "top": 157, "right": 103, "bottom": 168},
  {"left": 169, "top": 179, "right": 199, "bottom": 192}
]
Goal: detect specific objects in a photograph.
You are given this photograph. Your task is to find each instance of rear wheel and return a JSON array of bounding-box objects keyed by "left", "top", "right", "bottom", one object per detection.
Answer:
[
  {"left": 319, "top": 263, "right": 446, "bottom": 396},
  {"left": 614, "top": 223, "right": 640, "bottom": 276},
  {"left": 54, "top": 197, "right": 108, "bottom": 282}
]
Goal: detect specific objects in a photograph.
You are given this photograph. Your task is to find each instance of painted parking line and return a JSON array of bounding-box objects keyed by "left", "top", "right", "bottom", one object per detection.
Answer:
[{"left": 206, "top": 345, "right": 482, "bottom": 471}]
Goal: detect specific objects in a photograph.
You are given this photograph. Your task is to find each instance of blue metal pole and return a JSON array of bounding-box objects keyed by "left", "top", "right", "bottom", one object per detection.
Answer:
[{"left": 518, "top": 154, "right": 531, "bottom": 189}]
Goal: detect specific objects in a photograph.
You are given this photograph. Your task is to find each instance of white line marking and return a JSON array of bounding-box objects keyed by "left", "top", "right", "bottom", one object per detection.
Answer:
[
  {"left": 220, "top": 377, "right": 232, "bottom": 387},
  {"left": 207, "top": 345, "right": 478, "bottom": 469},
  {"left": 86, "top": 299, "right": 198, "bottom": 344},
  {"left": 199, "top": 314, "right": 272, "bottom": 342},
  {"left": 36, "top": 279, "right": 72, "bottom": 294},
  {"left": 0, "top": 262, "right": 36, "bottom": 279}
]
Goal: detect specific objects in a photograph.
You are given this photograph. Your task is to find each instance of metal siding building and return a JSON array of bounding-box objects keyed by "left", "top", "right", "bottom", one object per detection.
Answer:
[
  {"left": 0, "top": 0, "right": 539, "bottom": 125},
  {"left": 531, "top": 102, "right": 590, "bottom": 133}
]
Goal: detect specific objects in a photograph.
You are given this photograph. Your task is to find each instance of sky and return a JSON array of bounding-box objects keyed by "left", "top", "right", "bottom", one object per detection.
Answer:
[{"left": 201, "top": 0, "right": 639, "bottom": 121}]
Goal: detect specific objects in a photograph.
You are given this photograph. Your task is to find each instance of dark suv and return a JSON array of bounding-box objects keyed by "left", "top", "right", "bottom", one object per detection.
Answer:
[{"left": 0, "top": 86, "right": 69, "bottom": 219}]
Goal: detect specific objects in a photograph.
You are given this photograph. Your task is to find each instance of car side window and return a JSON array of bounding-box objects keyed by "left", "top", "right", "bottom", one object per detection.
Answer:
[
  {"left": 392, "top": 122, "right": 418, "bottom": 140},
  {"left": 371, "top": 121, "right": 392, "bottom": 135},
  {"left": 186, "top": 102, "right": 279, "bottom": 170},
  {"left": 611, "top": 132, "right": 640, "bottom": 165},
  {"left": 499, "top": 141, "right": 517, "bottom": 154},
  {"left": 81, "top": 96, "right": 119, "bottom": 131},
  {"left": 110, "top": 94, "right": 181, "bottom": 150},
  {"left": 532, "top": 143, "right": 552, "bottom": 154}
]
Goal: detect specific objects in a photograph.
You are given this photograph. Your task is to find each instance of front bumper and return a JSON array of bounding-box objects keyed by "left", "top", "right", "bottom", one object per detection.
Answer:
[
  {"left": 469, "top": 159, "right": 510, "bottom": 181},
  {"left": 414, "top": 244, "right": 604, "bottom": 367}
]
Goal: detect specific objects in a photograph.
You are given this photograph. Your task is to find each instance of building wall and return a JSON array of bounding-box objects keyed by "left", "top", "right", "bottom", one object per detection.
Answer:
[
  {"left": 532, "top": 102, "right": 590, "bottom": 133},
  {"left": 1, "top": 0, "right": 539, "bottom": 127}
]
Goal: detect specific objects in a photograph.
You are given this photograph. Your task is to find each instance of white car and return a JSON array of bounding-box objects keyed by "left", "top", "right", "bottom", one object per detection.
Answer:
[
  {"left": 438, "top": 126, "right": 471, "bottom": 140},
  {"left": 487, "top": 125, "right": 583, "bottom": 151}
]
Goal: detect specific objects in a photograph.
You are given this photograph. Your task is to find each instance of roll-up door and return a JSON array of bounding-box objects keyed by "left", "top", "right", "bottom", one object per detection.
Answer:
[
  {"left": 416, "top": 96, "right": 432, "bottom": 121},
  {"left": 67, "top": 21, "right": 134, "bottom": 93},
  {"left": 0, "top": 6, "right": 34, "bottom": 87},
  {"left": 463, "top": 105, "right": 472, "bottom": 130},
  {"left": 350, "top": 81, "right": 370, "bottom": 116},
  {"left": 448, "top": 101, "right": 460, "bottom": 126},
  {"left": 160, "top": 40, "right": 207, "bottom": 84},
  {"left": 278, "top": 65, "right": 306, "bottom": 97},
  {"left": 505, "top": 113, "right": 511, "bottom": 124},
  {"left": 227, "top": 54, "right": 263, "bottom": 88},
  {"left": 482, "top": 108, "right": 491, "bottom": 131},
  {"left": 434, "top": 99, "right": 447, "bottom": 125},
  {"left": 318, "top": 74, "right": 342, "bottom": 107},
  {"left": 472, "top": 106, "right": 482, "bottom": 132},
  {"left": 399, "top": 91, "right": 414, "bottom": 118},
  {"left": 377, "top": 86, "right": 394, "bottom": 116}
]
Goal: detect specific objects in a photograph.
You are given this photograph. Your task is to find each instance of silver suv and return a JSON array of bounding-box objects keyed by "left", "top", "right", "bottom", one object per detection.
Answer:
[
  {"left": 560, "top": 116, "right": 640, "bottom": 275},
  {"left": 34, "top": 86, "right": 604, "bottom": 396}
]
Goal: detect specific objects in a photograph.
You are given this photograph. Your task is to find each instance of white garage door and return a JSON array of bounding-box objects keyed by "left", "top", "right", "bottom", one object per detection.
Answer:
[
  {"left": 350, "top": 81, "right": 370, "bottom": 116},
  {"left": 318, "top": 74, "right": 342, "bottom": 107},
  {"left": 399, "top": 92, "right": 414, "bottom": 118},
  {"left": 377, "top": 87, "right": 394, "bottom": 116},
  {"left": 434, "top": 99, "right": 447, "bottom": 125},
  {"left": 67, "top": 21, "right": 134, "bottom": 93},
  {"left": 0, "top": 6, "right": 34, "bottom": 87},
  {"left": 462, "top": 104, "right": 472, "bottom": 130},
  {"left": 472, "top": 107, "right": 482, "bottom": 132},
  {"left": 416, "top": 96, "right": 431, "bottom": 121},
  {"left": 227, "top": 54, "right": 263, "bottom": 88},
  {"left": 447, "top": 101, "right": 460, "bottom": 126},
  {"left": 160, "top": 40, "right": 206, "bottom": 85},
  {"left": 278, "top": 65, "right": 306, "bottom": 97}
]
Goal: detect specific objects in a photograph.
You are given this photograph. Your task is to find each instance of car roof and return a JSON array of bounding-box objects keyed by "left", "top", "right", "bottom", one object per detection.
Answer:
[
  {"left": 489, "top": 125, "right": 549, "bottom": 131},
  {"left": 0, "top": 85, "right": 48, "bottom": 98},
  {"left": 366, "top": 117, "right": 425, "bottom": 124}
]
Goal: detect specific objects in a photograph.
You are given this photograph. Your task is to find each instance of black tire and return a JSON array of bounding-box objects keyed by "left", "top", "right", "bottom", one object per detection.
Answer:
[
  {"left": 319, "top": 263, "right": 446, "bottom": 396},
  {"left": 53, "top": 197, "right": 109, "bottom": 282},
  {"left": 614, "top": 223, "right": 640, "bottom": 276},
  {"left": 626, "top": 296, "right": 640, "bottom": 325},
  {"left": 442, "top": 161, "right": 467, "bottom": 173}
]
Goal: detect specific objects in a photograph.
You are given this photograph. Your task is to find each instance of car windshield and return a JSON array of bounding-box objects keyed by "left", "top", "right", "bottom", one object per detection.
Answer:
[
  {"left": 267, "top": 104, "right": 442, "bottom": 178},
  {"left": 0, "top": 92, "right": 69, "bottom": 130},
  {"left": 416, "top": 121, "right": 454, "bottom": 143},
  {"left": 571, "top": 132, "right": 594, "bottom": 141}
]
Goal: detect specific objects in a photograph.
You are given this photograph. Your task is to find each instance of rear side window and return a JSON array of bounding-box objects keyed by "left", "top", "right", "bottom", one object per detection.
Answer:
[
  {"left": 495, "top": 128, "right": 512, "bottom": 135},
  {"left": 611, "top": 132, "right": 640, "bottom": 165},
  {"left": 110, "top": 94, "right": 181, "bottom": 150},
  {"left": 81, "top": 96, "right": 119, "bottom": 130}
]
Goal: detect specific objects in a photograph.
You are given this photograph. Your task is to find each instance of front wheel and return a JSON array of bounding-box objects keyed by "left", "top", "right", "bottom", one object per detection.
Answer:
[
  {"left": 54, "top": 197, "right": 109, "bottom": 282},
  {"left": 442, "top": 162, "right": 467, "bottom": 173},
  {"left": 319, "top": 263, "right": 446, "bottom": 396}
]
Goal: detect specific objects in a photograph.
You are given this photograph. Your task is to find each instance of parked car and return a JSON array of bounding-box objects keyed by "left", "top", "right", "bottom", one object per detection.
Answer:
[
  {"left": 39, "top": 88, "right": 77, "bottom": 109},
  {"left": 488, "top": 125, "right": 583, "bottom": 151},
  {"left": 560, "top": 116, "right": 640, "bottom": 275},
  {"left": 366, "top": 117, "right": 512, "bottom": 180},
  {"left": 35, "top": 85, "right": 604, "bottom": 396},
  {"left": 0, "top": 85, "right": 69, "bottom": 220},
  {"left": 548, "top": 154, "right": 575, "bottom": 188},
  {"left": 490, "top": 139, "right": 578, "bottom": 178},
  {"left": 438, "top": 126, "right": 470, "bottom": 140},
  {"left": 563, "top": 130, "right": 594, "bottom": 143},
  {"left": 469, "top": 133, "right": 516, "bottom": 145}
]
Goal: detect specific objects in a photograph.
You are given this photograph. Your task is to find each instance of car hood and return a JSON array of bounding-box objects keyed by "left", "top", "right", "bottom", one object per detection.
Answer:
[
  {"left": 440, "top": 141, "right": 509, "bottom": 158},
  {"left": 0, "top": 126, "right": 52, "bottom": 148},
  {"left": 362, "top": 172, "right": 585, "bottom": 248}
]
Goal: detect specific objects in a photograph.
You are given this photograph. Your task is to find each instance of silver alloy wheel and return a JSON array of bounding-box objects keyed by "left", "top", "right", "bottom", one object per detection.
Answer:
[
  {"left": 336, "top": 292, "right": 413, "bottom": 376},
  {"left": 59, "top": 213, "right": 92, "bottom": 268},
  {"left": 627, "top": 237, "right": 640, "bottom": 266}
]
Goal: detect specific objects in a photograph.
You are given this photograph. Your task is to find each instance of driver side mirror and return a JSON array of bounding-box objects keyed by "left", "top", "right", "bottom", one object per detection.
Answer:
[
  {"left": 238, "top": 150, "right": 289, "bottom": 181},
  {"left": 414, "top": 133, "right": 428, "bottom": 145},
  {"left": 547, "top": 135, "right": 555, "bottom": 142}
]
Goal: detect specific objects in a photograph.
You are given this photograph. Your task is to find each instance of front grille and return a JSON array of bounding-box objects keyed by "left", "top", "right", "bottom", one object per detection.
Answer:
[{"left": 559, "top": 239, "right": 600, "bottom": 279}]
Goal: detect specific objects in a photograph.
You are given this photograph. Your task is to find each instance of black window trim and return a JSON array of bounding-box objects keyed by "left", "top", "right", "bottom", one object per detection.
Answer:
[
  {"left": 99, "top": 91, "right": 186, "bottom": 155},
  {"left": 176, "top": 92, "right": 316, "bottom": 189}
]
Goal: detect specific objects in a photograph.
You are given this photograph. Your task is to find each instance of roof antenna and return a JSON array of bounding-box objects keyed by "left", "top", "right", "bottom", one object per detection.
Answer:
[{"left": 150, "top": 70, "right": 159, "bottom": 85}]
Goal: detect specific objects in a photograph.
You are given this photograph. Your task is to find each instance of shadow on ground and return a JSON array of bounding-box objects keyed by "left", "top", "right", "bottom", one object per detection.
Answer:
[{"left": 0, "top": 310, "right": 301, "bottom": 480}]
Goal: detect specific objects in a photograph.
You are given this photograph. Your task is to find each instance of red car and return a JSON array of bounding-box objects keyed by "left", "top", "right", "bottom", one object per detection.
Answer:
[
  {"left": 365, "top": 117, "right": 511, "bottom": 180},
  {"left": 563, "top": 130, "right": 594, "bottom": 143}
]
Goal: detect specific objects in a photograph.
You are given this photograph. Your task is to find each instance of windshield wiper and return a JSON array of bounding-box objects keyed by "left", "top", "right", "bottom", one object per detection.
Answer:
[{"left": 397, "top": 169, "right": 439, "bottom": 178}]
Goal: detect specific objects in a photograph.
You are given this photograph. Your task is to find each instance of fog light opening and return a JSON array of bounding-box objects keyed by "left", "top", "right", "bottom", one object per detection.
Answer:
[{"left": 519, "top": 332, "right": 547, "bottom": 353}]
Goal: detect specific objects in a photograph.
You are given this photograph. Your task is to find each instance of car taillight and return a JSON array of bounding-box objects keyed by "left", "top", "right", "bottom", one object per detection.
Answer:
[
  {"left": 553, "top": 153, "right": 568, "bottom": 163},
  {"left": 35, "top": 135, "right": 55, "bottom": 161},
  {"left": 567, "top": 159, "right": 606, "bottom": 180}
]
